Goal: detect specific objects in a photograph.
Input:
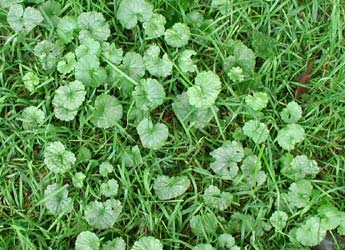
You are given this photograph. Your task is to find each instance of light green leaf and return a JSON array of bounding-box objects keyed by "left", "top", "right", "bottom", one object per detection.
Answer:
[
  {"left": 277, "top": 123, "right": 305, "bottom": 151},
  {"left": 75, "top": 55, "right": 107, "bottom": 87},
  {"left": 211, "top": 0, "right": 231, "bottom": 14},
  {"left": 34, "top": 40, "right": 63, "bottom": 71},
  {"left": 102, "top": 237, "right": 126, "bottom": 250},
  {"left": 245, "top": 92, "right": 269, "bottom": 111},
  {"left": 131, "top": 236, "right": 162, "bottom": 250},
  {"left": 53, "top": 105, "right": 78, "bottom": 121},
  {"left": 75, "top": 38, "right": 101, "bottom": 59},
  {"left": 137, "top": 118, "right": 169, "bottom": 149},
  {"left": 193, "top": 244, "right": 216, "bottom": 250},
  {"left": 287, "top": 179, "right": 313, "bottom": 208},
  {"left": 217, "top": 233, "right": 236, "bottom": 249},
  {"left": 100, "top": 179, "right": 119, "bottom": 197},
  {"left": 296, "top": 216, "right": 326, "bottom": 247},
  {"left": 57, "top": 52, "right": 76, "bottom": 74},
  {"left": 75, "top": 231, "right": 100, "bottom": 250},
  {"left": 153, "top": 175, "right": 190, "bottom": 200},
  {"left": 143, "top": 13, "right": 166, "bottom": 38},
  {"left": 172, "top": 92, "right": 215, "bottom": 129},
  {"left": 178, "top": 50, "right": 197, "bottom": 73},
  {"left": 21, "top": 106, "right": 45, "bottom": 130},
  {"left": 121, "top": 52, "right": 145, "bottom": 80},
  {"left": 99, "top": 162, "right": 114, "bottom": 176},
  {"left": 227, "top": 66, "right": 244, "bottom": 82},
  {"left": 270, "top": 211, "right": 288, "bottom": 231},
  {"left": 251, "top": 31, "right": 276, "bottom": 59},
  {"left": 133, "top": 78, "right": 166, "bottom": 111},
  {"left": 91, "top": 94, "right": 123, "bottom": 129},
  {"left": 240, "top": 155, "right": 266, "bottom": 187},
  {"left": 282, "top": 155, "right": 319, "bottom": 180},
  {"left": 143, "top": 45, "right": 172, "bottom": 78},
  {"left": 210, "top": 140, "right": 244, "bottom": 179},
  {"left": 78, "top": 11, "right": 110, "bottom": 42},
  {"left": 164, "top": 23, "right": 190, "bottom": 48},
  {"left": 280, "top": 101, "right": 302, "bottom": 124},
  {"left": 84, "top": 199, "right": 122, "bottom": 229},
  {"left": 53, "top": 80, "right": 86, "bottom": 111},
  {"left": 187, "top": 71, "right": 222, "bottom": 108},
  {"left": 203, "top": 185, "right": 233, "bottom": 211},
  {"left": 22, "top": 71, "right": 39, "bottom": 93},
  {"left": 72, "top": 172, "right": 86, "bottom": 189},
  {"left": 56, "top": 16, "right": 78, "bottom": 44},
  {"left": 44, "top": 141, "right": 76, "bottom": 174},
  {"left": 223, "top": 42, "right": 256, "bottom": 76},
  {"left": 318, "top": 204, "right": 342, "bottom": 230},
  {"left": 44, "top": 183, "right": 72, "bottom": 215},
  {"left": 7, "top": 4, "right": 43, "bottom": 33},
  {"left": 243, "top": 120, "right": 269, "bottom": 144},
  {"left": 102, "top": 42, "right": 123, "bottom": 65},
  {"left": 190, "top": 213, "right": 218, "bottom": 237},
  {"left": 117, "top": 0, "right": 153, "bottom": 29}
]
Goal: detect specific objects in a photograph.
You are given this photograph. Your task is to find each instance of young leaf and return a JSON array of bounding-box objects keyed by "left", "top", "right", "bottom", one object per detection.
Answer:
[
  {"left": 280, "top": 101, "right": 302, "bottom": 124},
  {"left": 270, "top": 211, "right": 288, "bottom": 231},
  {"left": 53, "top": 80, "right": 86, "bottom": 111},
  {"left": 211, "top": 0, "right": 231, "bottom": 14},
  {"left": 203, "top": 185, "right": 233, "bottom": 211},
  {"left": 185, "top": 11, "right": 204, "bottom": 28},
  {"left": 223, "top": 42, "right": 256, "bottom": 76},
  {"left": 187, "top": 71, "right": 222, "bottom": 108},
  {"left": 296, "top": 216, "right": 326, "bottom": 247},
  {"left": 7, "top": 4, "right": 43, "bottom": 33},
  {"left": 193, "top": 244, "right": 216, "bottom": 250},
  {"left": 178, "top": 50, "right": 197, "bottom": 73},
  {"left": 164, "top": 23, "right": 190, "bottom": 48},
  {"left": 143, "top": 45, "right": 172, "bottom": 78},
  {"left": 75, "top": 55, "right": 107, "bottom": 87},
  {"left": 21, "top": 106, "right": 45, "bottom": 130},
  {"left": 72, "top": 172, "right": 86, "bottom": 189},
  {"left": 153, "top": 175, "right": 190, "bottom": 200},
  {"left": 277, "top": 123, "right": 305, "bottom": 151},
  {"left": 99, "top": 161, "right": 114, "bottom": 177},
  {"left": 282, "top": 155, "right": 319, "bottom": 180},
  {"left": 75, "top": 231, "right": 100, "bottom": 250},
  {"left": 44, "top": 141, "right": 76, "bottom": 174},
  {"left": 242, "top": 120, "right": 269, "bottom": 144},
  {"left": 44, "top": 183, "right": 72, "bottom": 215},
  {"left": 34, "top": 40, "right": 63, "bottom": 71},
  {"left": 210, "top": 140, "right": 244, "bottom": 179},
  {"left": 131, "top": 236, "right": 163, "bottom": 250},
  {"left": 217, "top": 233, "right": 236, "bottom": 249},
  {"left": 240, "top": 155, "right": 267, "bottom": 187},
  {"left": 75, "top": 38, "right": 101, "bottom": 59},
  {"left": 227, "top": 66, "right": 244, "bottom": 82},
  {"left": 102, "top": 42, "right": 123, "bottom": 65},
  {"left": 102, "top": 237, "right": 126, "bottom": 250},
  {"left": 143, "top": 13, "right": 166, "bottom": 38},
  {"left": 117, "top": 0, "right": 153, "bottom": 29},
  {"left": 121, "top": 52, "right": 145, "bottom": 80},
  {"left": 251, "top": 31, "right": 276, "bottom": 59},
  {"left": 172, "top": 92, "right": 216, "bottom": 129},
  {"left": 133, "top": 78, "right": 166, "bottom": 111},
  {"left": 318, "top": 204, "right": 342, "bottom": 230},
  {"left": 245, "top": 92, "right": 269, "bottom": 111},
  {"left": 23, "top": 71, "right": 39, "bottom": 93},
  {"left": 90, "top": 94, "right": 123, "bottom": 129},
  {"left": 57, "top": 52, "right": 76, "bottom": 74},
  {"left": 190, "top": 213, "right": 218, "bottom": 237},
  {"left": 287, "top": 179, "right": 313, "bottom": 208},
  {"left": 84, "top": 199, "right": 122, "bottom": 229},
  {"left": 78, "top": 11, "right": 110, "bottom": 42},
  {"left": 56, "top": 16, "right": 78, "bottom": 44},
  {"left": 137, "top": 118, "right": 169, "bottom": 149},
  {"left": 100, "top": 179, "right": 119, "bottom": 197}
]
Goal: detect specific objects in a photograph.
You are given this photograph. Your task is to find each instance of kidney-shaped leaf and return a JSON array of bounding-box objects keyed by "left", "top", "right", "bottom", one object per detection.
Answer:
[
  {"left": 153, "top": 175, "right": 190, "bottom": 200},
  {"left": 91, "top": 94, "right": 123, "bottom": 128},
  {"left": 137, "top": 118, "right": 168, "bottom": 149}
]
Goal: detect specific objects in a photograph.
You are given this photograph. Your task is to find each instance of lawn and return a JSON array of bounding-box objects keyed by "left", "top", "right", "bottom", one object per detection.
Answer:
[{"left": 0, "top": 0, "right": 345, "bottom": 249}]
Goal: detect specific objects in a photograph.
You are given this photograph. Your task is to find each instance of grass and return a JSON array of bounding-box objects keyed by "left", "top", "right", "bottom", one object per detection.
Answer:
[{"left": 0, "top": 0, "right": 345, "bottom": 249}]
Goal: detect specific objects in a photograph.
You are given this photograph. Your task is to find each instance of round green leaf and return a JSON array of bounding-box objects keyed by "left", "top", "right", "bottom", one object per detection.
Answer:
[
  {"left": 136, "top": 118, "right": 169, "bottom": 149},
  {"left": 75, "top": 231, "right": 100, "bottom": 250},
  {"left": 153, "top": 175, "right": 190, "bottom": 200}
]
